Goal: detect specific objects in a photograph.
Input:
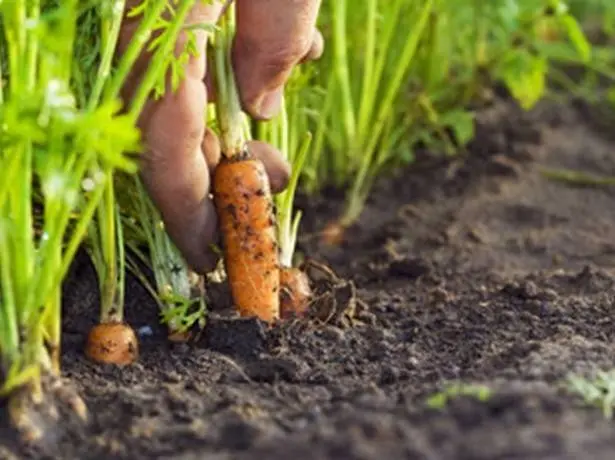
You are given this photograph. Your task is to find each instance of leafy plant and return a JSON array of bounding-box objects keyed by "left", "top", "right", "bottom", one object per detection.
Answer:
[
  {"left": 314, "top": 0, "right": 436, "bottom": 239},
  {"left": 567, "top": 370, "right": 615, "bottom": 419},
  {"left": 426, "top": 383, "right": 493, "bottom": 409},
  {"left": 256, "top": 74, "right": 312, "bottom": 269},
  {"left": 290, "top": 0, "right": 605, "bottom": 241},
  {"left": 81, "top": 0, "right": 214, "bottom": 364},
  {"left": 120, "top": 175, "right": 207, "bottom": 341},
  {"left": 0, "top": 0, "right": 139, "bottom": 440}
]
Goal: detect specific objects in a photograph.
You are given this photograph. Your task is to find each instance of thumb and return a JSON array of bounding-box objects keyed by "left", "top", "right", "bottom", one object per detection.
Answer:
[{"left": 232, "top": 0, "right": 323, "bottom": 120}]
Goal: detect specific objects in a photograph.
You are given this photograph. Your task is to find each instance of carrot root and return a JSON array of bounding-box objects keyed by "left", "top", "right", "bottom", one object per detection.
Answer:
[
  {"left": 167, "top": 330, "right": 192, "bottom": 343},
  {"left": 85, "top": 322, "right": 139, "bottom": 366},
  {"left": 213, "top": 154, "right": 280, "bottom": 323},
  {"left": 279, "top": 266, "right": 312, "bottom": 319}
]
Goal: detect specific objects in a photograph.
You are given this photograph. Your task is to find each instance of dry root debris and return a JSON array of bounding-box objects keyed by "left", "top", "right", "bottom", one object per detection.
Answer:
[{"left": 297, "top": 259, "right": 370, "bottom": 327}]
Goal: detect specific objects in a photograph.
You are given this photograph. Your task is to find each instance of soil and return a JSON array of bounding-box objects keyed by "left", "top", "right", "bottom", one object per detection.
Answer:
[{"left": 5, "top": 95, "right": 615, "bottom": 460}]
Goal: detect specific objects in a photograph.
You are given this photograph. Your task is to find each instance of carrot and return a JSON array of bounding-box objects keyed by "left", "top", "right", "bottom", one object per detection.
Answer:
[
  {"left": 321, "top": 221, "right": 346, "bottom": 246},
  {"left": 167, "top": 330, "right": 193, "bottom": 343},
  {"left": 85, "top": 322, "right": 139, "bottom": 366},
  {"left": 279, "top": 266, "right": 312, "bottom": 319},
  {"left": 213, "top": 153, "right": 281, "bottom": 322},
  {"left": 211, "top": 6, "right": 280, "bottom": 323}
]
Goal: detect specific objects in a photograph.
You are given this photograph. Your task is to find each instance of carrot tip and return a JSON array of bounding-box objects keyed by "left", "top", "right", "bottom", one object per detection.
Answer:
[
  {"left": 280, "top": 266, "right": 312, "bottom": 320},
  {"left": 321, "top": 222, "right": 346, "bottom": 246},
  {"left": 85, "top": 322, "right": 139, "bottom": 366}
]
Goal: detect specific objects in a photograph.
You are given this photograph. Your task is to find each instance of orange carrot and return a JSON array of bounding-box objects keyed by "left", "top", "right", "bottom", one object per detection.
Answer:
[
  {"left": 211, "top": 7, "right": 281, "bottom": 323},
  {"left": 85, "top": 322, "right": 139, "bottom": 366},
  {"left": 213, "top": 152, "right": 281, "bottom": 323},
  {"left": 279, "top": 266, "right": 312, "bottom": 319}
]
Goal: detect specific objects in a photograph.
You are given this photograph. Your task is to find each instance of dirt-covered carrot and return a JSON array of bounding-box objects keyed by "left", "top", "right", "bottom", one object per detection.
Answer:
[
  {"left": 85, "top": 179, "right": 139, "bottom": 366},
  {"left": 211, "top": 5, "right": 280, "bottom": 323},
  {"left": 85, "top": 322, "right": 139, "bottom": 366}
]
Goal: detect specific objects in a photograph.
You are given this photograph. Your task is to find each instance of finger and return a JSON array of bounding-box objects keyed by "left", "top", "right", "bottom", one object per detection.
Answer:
[
  {"left": 247, "top": 140, "right": 291, "bottom": 194},
  {"left": 202, "top": 127, "right": 221, "bottom": 171},
  {"left": 202, "top": 132, "right": 290, "bottom": 194},
  {"left": 119, "top": 1, "right": 224, "bottom": 274},
  {"left": 233, "top": 0, "right": 323, "bottom": 120},
  {"left": 140, "top": 79, "right": 221, "bottom": 274},
  {"left": 299, "top": 28, "right": 324, "bottom": 63}
]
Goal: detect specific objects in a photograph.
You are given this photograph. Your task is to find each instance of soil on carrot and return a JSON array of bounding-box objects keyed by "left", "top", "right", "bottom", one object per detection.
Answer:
[{"left": 7, "top": 95, "right": 615, "bottom": 460}]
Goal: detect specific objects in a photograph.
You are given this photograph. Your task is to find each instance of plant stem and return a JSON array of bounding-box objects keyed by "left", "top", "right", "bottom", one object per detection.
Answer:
[
  {"left": 88, "top": 0, "right": 127, "bottom": 109},
  {"left": 213, "top": 4, "right": 246, "bottom": 157},
  {"left": 104, "top": 0, "right": 168, "bottom": 103},
  {"left": 342, "top": 0, "right": 434, "bottom": 226},
  {"left": 331, "top": 0, "right": 355, "bottom": 143},
  {"left": 127, "top": 0, "right": 198, "bottom": 122}
]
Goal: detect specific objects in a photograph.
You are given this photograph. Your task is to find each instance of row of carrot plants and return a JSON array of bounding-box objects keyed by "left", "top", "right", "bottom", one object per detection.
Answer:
[{"left": 1, "top": 0, "right": 614, "bottom": 442}]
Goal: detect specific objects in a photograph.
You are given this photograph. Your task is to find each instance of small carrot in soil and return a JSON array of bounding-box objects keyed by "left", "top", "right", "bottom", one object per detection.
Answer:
[
  {"left": 321, "top": 221, "right": 346, "bottom": 246},
  {"left": 279, "top": 266, "right": 312, "bottom": 319},
  {"left": 85, "top": 322, "right": 138, "bottom": 366},
  {"left": 211, "top": 6, "right": 280, "bottom": 323},
  {"left": 85, "top": 176, "right": 138, "bottom": 366}
]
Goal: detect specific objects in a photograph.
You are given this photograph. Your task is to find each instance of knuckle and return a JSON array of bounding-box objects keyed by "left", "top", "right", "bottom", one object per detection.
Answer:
[{"left": 261, "top": 39, "right": 310, "bottom": 73}]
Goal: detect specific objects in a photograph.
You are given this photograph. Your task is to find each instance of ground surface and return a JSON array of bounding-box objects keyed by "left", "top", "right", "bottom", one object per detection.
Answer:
[{"left": 6, "top": 96, "right": 615, "bottom": 459}]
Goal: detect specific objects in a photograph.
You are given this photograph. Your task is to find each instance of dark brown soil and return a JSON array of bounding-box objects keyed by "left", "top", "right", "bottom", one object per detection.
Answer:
[{"left": 6, "top": 96, "right": 615, "bottom": 460}]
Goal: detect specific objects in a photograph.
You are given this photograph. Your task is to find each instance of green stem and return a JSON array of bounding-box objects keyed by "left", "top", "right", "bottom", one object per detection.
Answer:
[
  {"left": 331, "top": 0, "right": 356, "bottom": 143},
  {"left": 356, "top": 0, "right": 377, "bottom": 139},
  {"left": 0, "top": 217, "right": 19, "bottom": 365},
  {"left": 355, "top": 0, "right": 404, "bottom": 148},
  {"left": 116, "top": 197, "right": 127, "bottom": 317},
  {"left": 127, "top": 0, "right": 198, "bottom": 122},
  {"left": 25, "top": 0, "right": 40, "bottom": 91},
  {"left": 88, "top": 0, "right": 127, "bottom": 110},
  {"left": 343, "top": 0, "right": 434, "bottom": 225},
  {"left": 104, "top": 0, "right": 168, "bottom": 103},
  {"left": 213, "top": 5, "right": 247, "bottom": 156},
  {"left": 98, "top": 174, "right": 120, "bottom": 322},
  {"left": 278, "top": 132, "right": 312, "bottom": 267},
  {"left": 304, "top": 73, "right": 335, "bottom": 193}
]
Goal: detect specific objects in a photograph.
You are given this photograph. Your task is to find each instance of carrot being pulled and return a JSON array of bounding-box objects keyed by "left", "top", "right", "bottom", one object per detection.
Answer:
[
  {"left": 213, "top": 155, "right": 280, "bottom": 322},
  {"left": 211, "top": 5, "right": 280, "bottom": 323}
]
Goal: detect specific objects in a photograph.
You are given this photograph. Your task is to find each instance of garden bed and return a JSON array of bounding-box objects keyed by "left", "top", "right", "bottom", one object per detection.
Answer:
[{"left": 7, "top": 95, "right": 615, "bottom": 459}]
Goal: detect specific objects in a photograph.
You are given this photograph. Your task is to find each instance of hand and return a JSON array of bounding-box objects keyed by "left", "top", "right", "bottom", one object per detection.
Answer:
[{"left": 117, "top": 0, "right": 323, "bottom": 274}]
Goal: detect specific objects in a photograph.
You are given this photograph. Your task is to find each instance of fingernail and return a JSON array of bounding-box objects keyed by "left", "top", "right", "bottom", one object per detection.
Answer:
[{"left": 256, "top": 88, "right": 283, "bottom": 119}]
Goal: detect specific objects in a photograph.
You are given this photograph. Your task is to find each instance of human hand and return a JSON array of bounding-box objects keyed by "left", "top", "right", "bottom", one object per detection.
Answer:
[{"left": 117, "top": 0, "right": 323, "bottom": 274}]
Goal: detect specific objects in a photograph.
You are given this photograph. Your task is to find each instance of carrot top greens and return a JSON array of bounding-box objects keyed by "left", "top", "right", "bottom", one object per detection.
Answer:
[
  {"left": 257, "top": 86, "right": 312, "bottom": 269},
  {"left": 0, "top": 0, "right": 139, "bottom": 400},
  {"left": 120, "top": 174, "right": 206, "bottom": 338},
  {"left": 0, "top": 0, "right": 215, "bottom": 437},
  {"left": 211, "top": 3, "right": 248, "bottom": 158},
  {"left": 283, "top": 0, "right": 613, "bottom": 236}
]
